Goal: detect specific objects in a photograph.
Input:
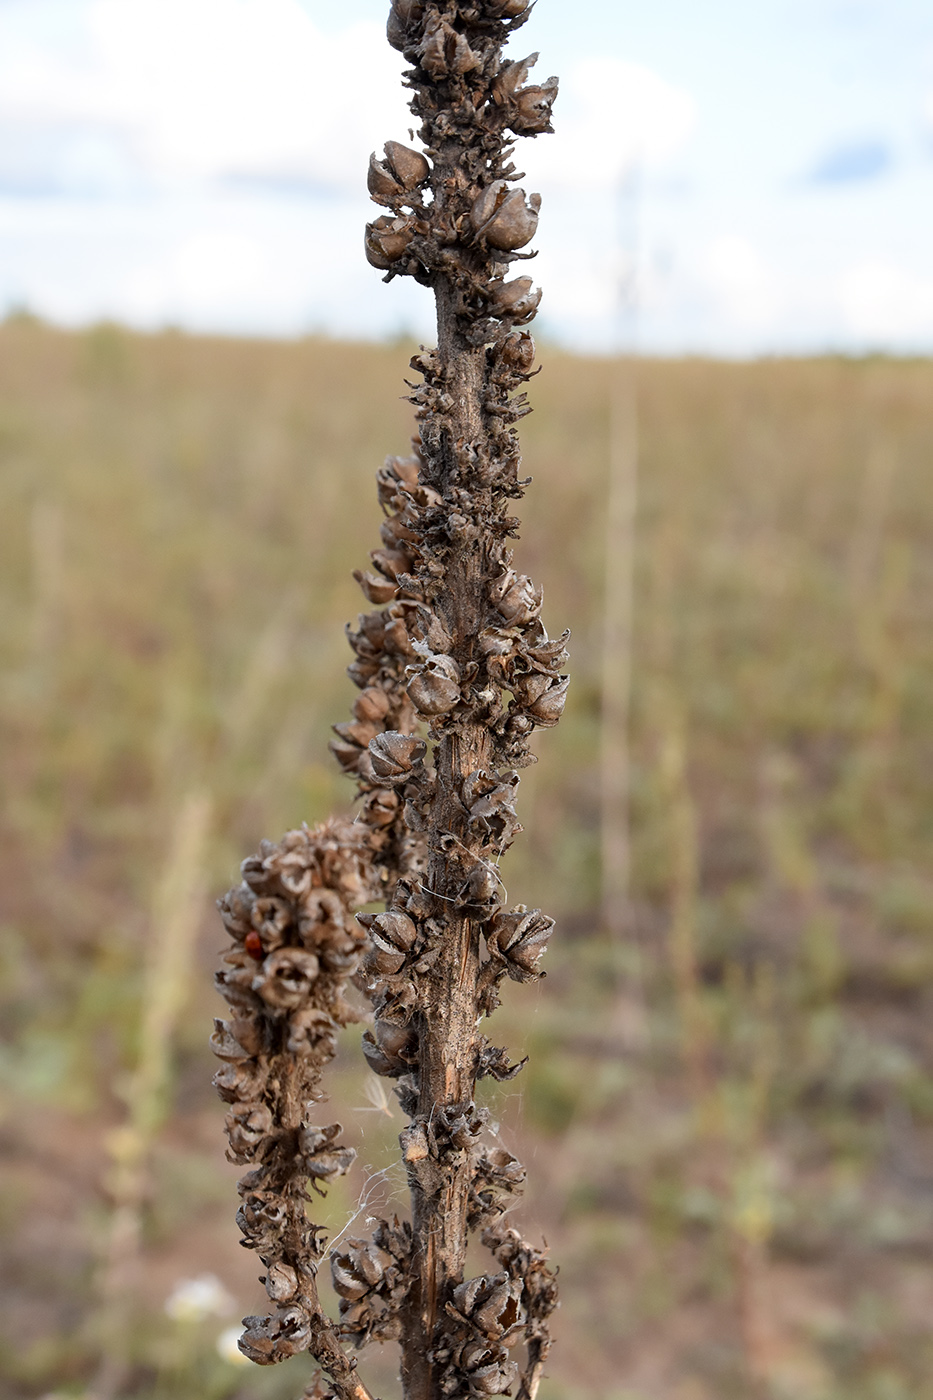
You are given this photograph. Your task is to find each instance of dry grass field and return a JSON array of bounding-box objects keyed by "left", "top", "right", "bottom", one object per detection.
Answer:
[{"left": 2, "top": 318, "right": 933, "bottom": 1400}]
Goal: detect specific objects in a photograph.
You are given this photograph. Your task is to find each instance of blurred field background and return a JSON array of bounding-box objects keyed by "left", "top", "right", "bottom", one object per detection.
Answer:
[{"left": 2, "top": 317, "right": 933, "bottom": 1400}]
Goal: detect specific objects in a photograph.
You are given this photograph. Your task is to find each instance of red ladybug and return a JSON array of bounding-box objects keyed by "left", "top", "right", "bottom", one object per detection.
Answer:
[{"left": 244, "top": 930, "right": 264, "bottom": 961}]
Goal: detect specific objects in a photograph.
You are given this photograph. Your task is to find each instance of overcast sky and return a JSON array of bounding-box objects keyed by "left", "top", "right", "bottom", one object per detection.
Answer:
[{"left": 0, "top": 0, "right": 931, "bottom": 354}]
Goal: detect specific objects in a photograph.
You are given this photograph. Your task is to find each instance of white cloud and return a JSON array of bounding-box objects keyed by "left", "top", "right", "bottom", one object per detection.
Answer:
[
  {"left": 0, "top": 0, "right": 411, "bottom": 190},
  {"left": 523, "top": 57, "right": 696, "bottom": 190},
  {"left": 838, "top": 260, "right": 933, "bottom": 341},
  {"left": 702, "top": 236, "right": 781, "bottom": 328}
]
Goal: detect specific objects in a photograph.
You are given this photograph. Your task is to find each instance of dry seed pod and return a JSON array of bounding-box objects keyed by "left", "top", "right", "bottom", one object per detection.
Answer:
[
  {"left": 369, "top": 731, "right": 427, "bottom": 782},
  {"left": 525, "top": 674, "right": 569, "bottom": 727},
  {"left": 370, "top": 546, "right": 412, "bottom": 580},
  {"left": 353, "top": 567, "right": 398, "bottom": 603},
  {"left": 509, "top": 77, "right": 559, "bottom": 135},
  {"left": 407, "top": 652, "right": 461, "bottom": 716},
  {"left": 253, "top": 947, "right": 321, "bottom": 1011},
  {"left": 490, "top": 570, "right": 543, "bottom": 626},
  {"left": 371, "top": 908, "right": 419, "bottom": 952},
  {"left": 331, "top": 1239, "right": 393, "bottom": 1301},
  {"left": 264, "top": 1263, "right": 300, "bottom": 1303},
  {"left": 353, "top": 686, "right": 392, "bottom": 723},
  {"left": 333, "top": 719, "right": 379, "bottom": 749},
  {"left": 486, "top": 276, "right": 541, "bottom": 323},
  {"left": 385, "top": 141, "right": 430, "bottom": 189},
  {"left": 225, "top": 1101, "right": 275, "bottom": 1161},
  {"left": 368, "top": 142, "right": 431, "bottom": 204},
  {"left": 365, "top": 215, "right": 416, "bottom": 269},
  {"left": 329, "top": 739, "right": 365, "bottom": 774},
  {"left": 420, "top": 16, "right": 481, "bottom": 79},
  {"left": 391, "top": 0, "right": 423, "bottom": 23},
  {"left": 362, "top": 1029, "right": 400, "bottom": 1074},
  {"left": 360, "top": 787, "right": 401, "bottom": 828},
  {"left": 486, "top": 907, "right": 553, "bottom": 982},
  {"left": 498, "top": 329, "right": 537, "bottom": 373},
  {"left": 471, "top": 181, "right": 541, "bottom": 252},
  {"left": 210, "top": 1018, "right": 253, "bottom": 1061}
]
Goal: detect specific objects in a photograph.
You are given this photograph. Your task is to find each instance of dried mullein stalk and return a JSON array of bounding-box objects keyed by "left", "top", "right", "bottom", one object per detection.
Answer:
[{"left": 212, "top": 5, "right": 563, "bottom": 1399}]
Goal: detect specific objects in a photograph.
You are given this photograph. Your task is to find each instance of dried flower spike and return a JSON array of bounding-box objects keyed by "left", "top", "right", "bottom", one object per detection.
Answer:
[{"left": 213, "top": 6, "right": 563, "bottom": 1400}]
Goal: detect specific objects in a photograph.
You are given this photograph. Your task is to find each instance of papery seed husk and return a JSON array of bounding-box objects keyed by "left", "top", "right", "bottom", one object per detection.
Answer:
[{"left": 384, "top": 140, "right": 430, "bottom": 189}]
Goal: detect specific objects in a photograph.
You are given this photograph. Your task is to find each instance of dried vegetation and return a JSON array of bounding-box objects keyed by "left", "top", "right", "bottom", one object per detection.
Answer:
[
  {"left": 1, "top": 321, "right": 933, "bottom": 1396},
  {"left": 210, "top": 5, "right": 564, "bottom": 1397}
]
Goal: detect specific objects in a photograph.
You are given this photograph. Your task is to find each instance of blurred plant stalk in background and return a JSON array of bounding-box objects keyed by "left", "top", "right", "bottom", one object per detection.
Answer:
[{"left": 96, "top": 791, "right": 212, "bottom": 1400}]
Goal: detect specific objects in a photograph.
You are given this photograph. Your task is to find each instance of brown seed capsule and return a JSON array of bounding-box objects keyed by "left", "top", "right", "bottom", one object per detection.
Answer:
[
  {"left": 471, "top": 181, "right": 541, "bottom": 252},
  {"left": 299, "top": 1123, "right": 356, "bottom": 1181},
  {"left": 217, "top": 883, "right": 254, "bottom": 940},
  {"left": 367, "top": 142, "right": 430, "bottom": 205},
  {"left": 362, "top": 1028, "right": 401, "bottom": 1072},
  {"left": 353, "top": 686, "right": 392, "bottom": 724},
  {"left": 384, "top": 140, "right": 431, "bottom": 190},
  {"left": 365, "top": 214, "right": 416, "bottom": 269},
  {"left": 490, "top": 570, "right": 543, "bottom": 626},
  {"left": 459, "top": 862, "right": 502, "bottom": 912},
  {"left": 253, "top": 947, "right": 321, "bottom": 1010},
  {"left": 329, "top": 738, "right": 364, "bottom": 774},
  {"left": 369, "top": 731, "right": 426, "bottom": 781},
  {"left": 486, "top": 276, "right": 541, "bottom": 323},
  {"left": 264, "top": 1263, "right": 299, "bottom": 1303},
  {"left": 526, "top": 674, "right": 569, "bottom": 727},
  {"left": 376, "top": 453, "right": 421, "bottom": 507},
  {"left": 225, "top": 1100, "right": 275, "bottom": 1159},
  {"left": 492, "top": 53, "right": 537, "bottom": 103},
  {"left": 368, "top": 151, "right": 404, "bottom": 202},
  {"left": 407, "top": 652, "right": 460, "bottom": 716},
  {"left": 210, "top": 1017, "right": 253, "bottom": 1061},
  {"left": 372, "top": 908, "right": 419, "bottom": 952},
  {"left": 212, "top": 1059, "right": 262, "bottom": 1104},
  {"left": 333, "top": 718, "right": 380, "bottom": 749},
  {"left": 353, "top": 567, "right": 398, "bottom": 604},
  {"left": 374, "top": 1018, "right": 418, "bottom": 1068},
  {"left": 498, "top": 330, "right": 536, "bottom": 373},
  {"left": 510, "top": 77, "right": 559, "bottom": 135},
  {"left": 420, "top": 16, "right": 481, "bottom": 79},
  {"left": 487, "top": 906, "right": 554, "bottom": 982},
  {"left": 511, "top": 670, "right": 551, "bottom": 706},
  {"left": 487, "top": 0, "right": 530, "bottom": 14},
  {"left": 360, "top": 786, "right": 400, "bottom": 828},
  {"left": 286, "top": 1006, "right": 338, "bottom": 1059},
  {"left": 386, "top": 0, "right": 424, "bottom": 51},
  {"left": 371, "top": 546, "right": 412, "bottom": 580},
  {"left": 331, "top": 1239, "right": 393, "bottom": 1301}
]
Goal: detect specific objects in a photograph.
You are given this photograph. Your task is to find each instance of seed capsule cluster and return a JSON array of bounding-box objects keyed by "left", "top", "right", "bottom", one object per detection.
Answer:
[{"left": 213, "top": 4, "right": 563, "bottom": 1398}]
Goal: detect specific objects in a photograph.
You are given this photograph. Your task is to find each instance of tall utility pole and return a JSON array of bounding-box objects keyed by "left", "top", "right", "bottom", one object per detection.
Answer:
[{"left": 600, "top": 164, "right": 641, "bottom": 941}]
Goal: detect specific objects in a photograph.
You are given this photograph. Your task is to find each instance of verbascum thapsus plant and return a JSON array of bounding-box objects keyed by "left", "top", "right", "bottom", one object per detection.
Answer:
[{"left": 212, "top": 5, "right": 564, "bottom": 1398}]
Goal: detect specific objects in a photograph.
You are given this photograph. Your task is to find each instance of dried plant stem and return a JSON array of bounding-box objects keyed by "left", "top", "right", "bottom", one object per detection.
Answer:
[
  {"left": 657, "top": 701, "right": 707, "bottom": 1100},
  {"left": 211, "top": 7, "right": 564, "bottom": 1399},
  {"left": 95, "top": 789, "right": 211, "bottom": 1399},
  {"left": 600, "top": 363, "right": 638, "bottom": 941}
]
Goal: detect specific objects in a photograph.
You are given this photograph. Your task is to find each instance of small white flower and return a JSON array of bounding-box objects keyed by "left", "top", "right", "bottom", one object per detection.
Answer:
[
  {"left": 216, "top": 1323, "right": 251, "bottom": 1367},
  {"left": 164, "top": 1273, "right": 235, "bottom": 1323}
]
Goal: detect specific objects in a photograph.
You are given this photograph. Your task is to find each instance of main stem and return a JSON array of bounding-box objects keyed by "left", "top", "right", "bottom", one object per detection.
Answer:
[{"left": 402, "top": 283, "right": 492, "bottom": 1400}]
